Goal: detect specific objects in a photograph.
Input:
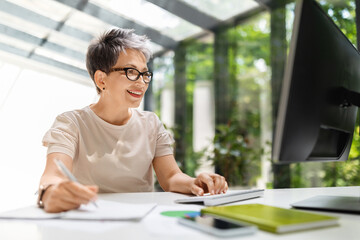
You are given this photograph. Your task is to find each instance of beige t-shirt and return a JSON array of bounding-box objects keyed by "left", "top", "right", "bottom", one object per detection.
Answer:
[{"left": 42, "top": 106, "right": 174, "bottom": 193}]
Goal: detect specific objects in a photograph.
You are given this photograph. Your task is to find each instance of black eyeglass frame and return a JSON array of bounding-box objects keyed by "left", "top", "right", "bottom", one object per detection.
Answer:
[{"left": 108, "top": 67, "right": 153, "bottom": 83}]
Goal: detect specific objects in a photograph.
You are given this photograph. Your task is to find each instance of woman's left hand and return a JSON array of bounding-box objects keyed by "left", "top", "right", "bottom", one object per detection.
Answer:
[{"left": 191, "top": 173, "right": 228, "bottom": 196}]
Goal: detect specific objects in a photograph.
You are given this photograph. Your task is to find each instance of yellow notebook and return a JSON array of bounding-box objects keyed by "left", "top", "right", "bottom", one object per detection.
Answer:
[{"left": 201, "top": 204, "right": 339, "bottom": 233}]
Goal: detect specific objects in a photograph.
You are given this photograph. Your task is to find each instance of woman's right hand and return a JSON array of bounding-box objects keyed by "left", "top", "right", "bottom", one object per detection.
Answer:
[{"left": 42, "top": 181, "right": 98, "bottom": 213}]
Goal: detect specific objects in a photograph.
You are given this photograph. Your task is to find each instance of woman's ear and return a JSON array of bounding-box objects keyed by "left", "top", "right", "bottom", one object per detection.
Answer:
[{"left": 94, "top": 70, "right": 106, "bottom": 91}]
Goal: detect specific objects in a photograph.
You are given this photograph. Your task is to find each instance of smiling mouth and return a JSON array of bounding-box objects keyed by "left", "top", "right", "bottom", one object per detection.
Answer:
[{"left": 127, "top": 90, "right": 142, "bottom": 98}]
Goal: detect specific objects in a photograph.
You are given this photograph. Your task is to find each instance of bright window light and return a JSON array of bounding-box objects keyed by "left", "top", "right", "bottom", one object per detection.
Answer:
[
  {"left": 0, "top": 61, "right": 97, "bottom": 212},
  {"left": 90, "top": 0, "right": 203, "bottom": 41}
]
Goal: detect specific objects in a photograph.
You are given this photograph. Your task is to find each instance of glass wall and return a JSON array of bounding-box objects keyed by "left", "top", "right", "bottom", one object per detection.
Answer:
[{"left": 152, "top": 0, "right": 360, "bottom": 189}]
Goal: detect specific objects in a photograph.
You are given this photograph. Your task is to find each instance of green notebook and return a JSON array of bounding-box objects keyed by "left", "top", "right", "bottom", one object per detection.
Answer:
[{"left": 201, "top": 204, "right": 339, "bottom": 233}]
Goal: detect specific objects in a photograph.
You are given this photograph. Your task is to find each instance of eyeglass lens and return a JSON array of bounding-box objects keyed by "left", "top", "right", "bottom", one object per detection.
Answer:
[{"left": 126, "top": 68, "right": 152, "bottom": 82}]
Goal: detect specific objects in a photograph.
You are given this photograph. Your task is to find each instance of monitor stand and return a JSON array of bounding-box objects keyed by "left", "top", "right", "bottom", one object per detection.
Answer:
[{"left": 291, "top": 195, "right": 360, "bottom": 214}]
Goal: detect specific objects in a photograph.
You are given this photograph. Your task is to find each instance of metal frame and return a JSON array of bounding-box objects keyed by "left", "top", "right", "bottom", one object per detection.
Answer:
[
  {"left": 53, "top": 0, "right": 178, "bottom": 49},
  {"left": 0, "top": 42, "right": 88, "bottom": 77},
  {"left": 0, "top": 0, "right": 266, "bottom": 78},
  {"left": 0, "top": 1, "right": 93, "bottom": 41},
  {"left": 1, "top": 0, "right": 353, "bottom": 80},
  {"left": 0, "top": 24, "right": 85, "bottom": 60},
  {"left": 146, "top": 0, "right": 220, "bottom": 29}
]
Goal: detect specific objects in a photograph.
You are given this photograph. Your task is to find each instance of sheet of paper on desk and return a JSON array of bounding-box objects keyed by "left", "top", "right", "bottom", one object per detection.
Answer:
[
  {"left": 64, "top": 200, "right": 156, "bottom": 220},
  {"left": 0, "top": 200, "right": 157, "bottom": 221},
  {"left": 0, "top": 205, "right": 59, "bottom": 219}
]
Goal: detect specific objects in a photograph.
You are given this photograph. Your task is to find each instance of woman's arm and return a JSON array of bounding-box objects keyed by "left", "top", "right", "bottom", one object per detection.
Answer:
[
  {"left": 39, "top": 152, "right": 98, "bottom": 213},
  {"left": 153, "top": 155, "right": 228, "bottom": 196}
]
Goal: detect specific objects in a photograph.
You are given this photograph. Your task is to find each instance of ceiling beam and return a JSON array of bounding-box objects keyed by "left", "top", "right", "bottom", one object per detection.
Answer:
[
  {"left": 30, "top": 54, "right": 87, "bottom": 77},
  {"left": 0, "top": 23, "right": 42, "bottom": 46},
  {"left": 0, "top": 1, "right": 93, "bottom": 42},
  {"left": 0, "top": 42, "right": 88, "bottom": 77},
  {"left": 53, "top": 0, "right": 178, "bottom": 49},
  {"left": 145, "top": 0, "right": 220, "bottom": 30},
  {"left": 180, "top": 5, "right": 266, "bottom": 46},
  {"left": 255, "top": 0, "right": 294, "bottom": 10},
  {"left": 0, "top": 42, "right": 28, "bottom": 58},
  {"left": 42, "top": 42, "right": 85, "bottom": 61},
  {"left": 221, "top": 5, "right": 267, "bottom": 28},
  {"left": 0, "top": 24, "right": 85, "bottom": 61}
]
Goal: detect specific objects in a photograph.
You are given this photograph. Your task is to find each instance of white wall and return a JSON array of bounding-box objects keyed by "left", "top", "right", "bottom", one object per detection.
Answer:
[
  {"left": 160, "top": 86, "right": 174, "bottom": 128},
  {"left": 193, "top": 81, "right": 215, "bottom": 175},
  {"left": 0, "top": 61, "right": 97, "bottom": 212}
]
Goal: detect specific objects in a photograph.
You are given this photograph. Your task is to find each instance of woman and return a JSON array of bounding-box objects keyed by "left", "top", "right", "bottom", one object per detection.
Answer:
[{"left": 38, "top": 28, "right": 228, "bottom": 213}]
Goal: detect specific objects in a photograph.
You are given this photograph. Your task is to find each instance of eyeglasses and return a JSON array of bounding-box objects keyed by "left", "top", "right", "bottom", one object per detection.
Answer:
[{"left": 109, "top": 67, "right": 153, "bottom": 83}]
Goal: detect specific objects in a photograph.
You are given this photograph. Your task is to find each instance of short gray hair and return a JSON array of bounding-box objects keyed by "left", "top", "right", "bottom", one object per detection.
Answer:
[{"left": 86, "top": 28, "right": 152, "bottom": 94}]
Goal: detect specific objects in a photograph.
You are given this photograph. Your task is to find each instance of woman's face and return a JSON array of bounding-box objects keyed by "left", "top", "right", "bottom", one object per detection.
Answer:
[{"left": 103, "top": 49, "right": 149, "bottom": 108}]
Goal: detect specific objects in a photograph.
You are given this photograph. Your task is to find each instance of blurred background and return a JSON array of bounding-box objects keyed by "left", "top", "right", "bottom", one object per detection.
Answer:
[{"left": 0, "top": 0, "right": 359, "bottom": 212}]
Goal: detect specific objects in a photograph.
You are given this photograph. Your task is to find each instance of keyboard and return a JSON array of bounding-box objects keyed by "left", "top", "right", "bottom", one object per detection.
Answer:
[{"left": 175, "top": 189, "right": 264, "bottom": 206}]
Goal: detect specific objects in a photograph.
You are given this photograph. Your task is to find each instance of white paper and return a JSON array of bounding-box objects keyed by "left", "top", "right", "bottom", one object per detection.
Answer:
[
  {"left": 0, "top": 200, "right": 157, "bottom": 221},
  {"left": 0, "top": 205, "right": 60, "bottom": 219},
  {"left": 63, "top": 200, "right": 157, "bottom": 220}
]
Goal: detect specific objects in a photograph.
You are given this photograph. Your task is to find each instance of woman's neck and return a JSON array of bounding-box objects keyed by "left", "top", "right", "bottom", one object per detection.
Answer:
[{"left": 90, "top": 97, "right": 132, "bottom": 126}]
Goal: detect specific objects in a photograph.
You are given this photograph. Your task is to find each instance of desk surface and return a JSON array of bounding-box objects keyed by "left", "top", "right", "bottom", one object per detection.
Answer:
[{"left": 1, "top": 187, "right": 359, "bottom": 240}]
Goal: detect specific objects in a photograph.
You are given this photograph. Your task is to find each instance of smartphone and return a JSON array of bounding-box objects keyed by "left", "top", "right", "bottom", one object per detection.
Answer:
[{"left": 178, "top": 215, "right": 257, "bottom": 237}]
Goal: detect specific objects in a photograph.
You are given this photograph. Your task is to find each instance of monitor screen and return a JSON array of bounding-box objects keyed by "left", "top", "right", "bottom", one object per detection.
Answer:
[{"left": 273, "top": 0, "right": 360, "bottom": 164}]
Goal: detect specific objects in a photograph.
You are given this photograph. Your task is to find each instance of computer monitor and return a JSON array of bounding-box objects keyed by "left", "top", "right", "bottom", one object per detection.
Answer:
[{"left": 273, "top": 0, "right": 360, "bottom": 213}]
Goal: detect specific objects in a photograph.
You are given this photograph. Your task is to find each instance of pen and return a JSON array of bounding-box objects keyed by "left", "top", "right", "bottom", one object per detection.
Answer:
[{"left": 54, "top": 159, "right": 98, "bottom": 208}]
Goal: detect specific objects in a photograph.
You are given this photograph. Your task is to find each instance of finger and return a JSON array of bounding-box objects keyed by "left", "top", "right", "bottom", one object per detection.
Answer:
[
  {"left": 88, "top": 185, "right": 99, "bottom": 193},
  {"left": 219, "top": 179, "right": 228, "bottom": 194},
  {"left": 56, "top": 196, "right": 82, "bottom": 211},
  {"left": 212, "top": 175, "right": 226, "bottom": 194},
  {"left": 210, "top": 174, "right": 221, "bottom": 193},
  {"left": 210, "top": 174, "right": 228, "bottom": 194},
  {"left": 194, "top": 179, "right": 209, "bottom": 193},
  {"left": 54, "top": 182, "right": 91, "bottom": 205},
  {"left": 64, "top": 182, "right": 98, "bottom": 201},
  {"left": 44, "top": 191, "right": 81, "bottom": 213},
  {"left": 48, "top": 199, "right": 81, "bottom": 213},
  {"left": 190, "top": 184, "right": 204, "bottom": 196},
  {"left": 223, "top": 181, "right": 228, "bottom": 193},
  {"left": 87, "top": 185, "right": 99, "bottom": 201},
  {"left": 197, "top": 174, "right": 215, "bottom": 195}
]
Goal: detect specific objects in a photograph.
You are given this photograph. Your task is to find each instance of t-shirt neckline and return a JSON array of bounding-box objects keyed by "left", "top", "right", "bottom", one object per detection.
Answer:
[{"left": 86, "top": 105, "right": 135, "bottom": 130}]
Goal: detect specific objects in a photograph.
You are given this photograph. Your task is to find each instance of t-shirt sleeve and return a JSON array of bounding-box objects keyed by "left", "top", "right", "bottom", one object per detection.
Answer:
[
  {"left": 155, "top": 116, "right": 175, "bottom": 157},
  {"left": 42, "top": 113, "right": 78, "bottom": 159}
]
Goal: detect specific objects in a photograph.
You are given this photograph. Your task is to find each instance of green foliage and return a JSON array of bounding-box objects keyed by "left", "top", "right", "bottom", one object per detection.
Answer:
[
  {"left": 318, "top": 0, "right": 357, "bottom": 46},
  {"left": 203, "top": 13, "right": 270, "bottom": 187},
  {"left": 180, "top": 16, "right": 270, "bottom": 181},
  {"left": 290, "top": 164, "right": 308, "bottom": 188},
  {"left": 233, "top": 14, "right": 270, "bottom": 139},
  {"left": 153, "top": 0, "right": 360, "bottom": 189},
  {"left": 231, "top": 20, "right": 270, "bottom": 69},
  {"left": 186, "top": 41, "right": 214, "bottom": 81},
  {"left": 168, "top": 123, "right": 201, "bottom": 177},
  {"left": 206, "top": 121, "right": 262, "bottom": 187},
  {"left": 183, "top": 41, "right": 214, "bottom": 176}
]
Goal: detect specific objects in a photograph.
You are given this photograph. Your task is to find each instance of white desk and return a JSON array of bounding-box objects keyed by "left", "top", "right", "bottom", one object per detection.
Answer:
[{"left": 0, "top": 187, "right": 359, "bottom": 240}]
